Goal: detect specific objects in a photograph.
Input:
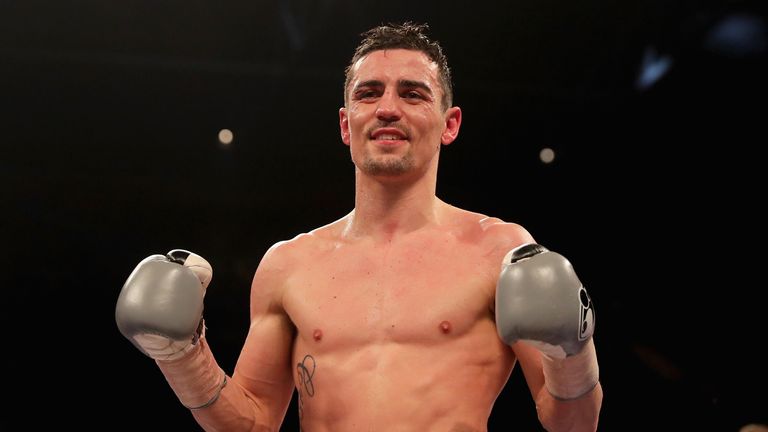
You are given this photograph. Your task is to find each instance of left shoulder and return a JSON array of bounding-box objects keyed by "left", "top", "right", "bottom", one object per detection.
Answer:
[
  {"left": 448, "top": 210, "right": 538, "bottom": 298},
  {"left": 446, "top": 205, "right": 535, "bottom": 255},
  {"left": 477, "top": 216, "right": 536, "bottom": 254}
]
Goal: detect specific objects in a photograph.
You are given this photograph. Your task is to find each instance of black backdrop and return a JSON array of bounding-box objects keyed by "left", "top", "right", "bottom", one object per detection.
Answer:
[{"left": 2, "top": 1, "right": 766, "bottom": 430}]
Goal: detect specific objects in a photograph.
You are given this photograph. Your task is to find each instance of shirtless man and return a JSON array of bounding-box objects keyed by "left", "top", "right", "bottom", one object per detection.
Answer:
[{"left": 116, "top": 22, "right": 602, "bottom": 431}]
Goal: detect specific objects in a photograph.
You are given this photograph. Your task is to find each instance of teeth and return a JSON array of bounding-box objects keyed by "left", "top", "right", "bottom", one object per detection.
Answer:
[{"left": 376, "top": 134, "right": 402, "bottom": 140}]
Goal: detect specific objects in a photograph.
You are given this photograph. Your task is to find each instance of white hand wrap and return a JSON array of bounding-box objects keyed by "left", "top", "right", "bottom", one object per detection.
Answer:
[
  {"left": 541, "top": 338, "right": 600, "bottom": 401},
  {"left": 156, "top": 337, "right": 228, "bottom": 410}
]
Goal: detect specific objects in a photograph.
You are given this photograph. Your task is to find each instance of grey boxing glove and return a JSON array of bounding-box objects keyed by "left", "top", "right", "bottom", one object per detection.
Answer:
[
  {"left": 115, "top": 250, "right": 213, "bottom": 361},
  {"left": 496, "top": 243, "right": 595, "bottom": 359}
]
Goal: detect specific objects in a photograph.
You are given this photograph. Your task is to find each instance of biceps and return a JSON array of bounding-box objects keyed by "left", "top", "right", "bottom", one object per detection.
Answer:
[{"left": 232, "top": 311, "right": 296, "bottom": 417}]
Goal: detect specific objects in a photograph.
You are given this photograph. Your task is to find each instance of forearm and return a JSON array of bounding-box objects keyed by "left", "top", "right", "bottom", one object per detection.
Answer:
[
  {"left": 535, "top": 381, "right": 602, "bottom": 432},
  {"left": 535, "top": 339, "right": 602, "bottom": 432},
  {"left": 156, "top": 339, "right": 276, "bottom": 431}
]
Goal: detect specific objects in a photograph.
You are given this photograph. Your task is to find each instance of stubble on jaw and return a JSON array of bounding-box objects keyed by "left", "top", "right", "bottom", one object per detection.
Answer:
[{"left": 361, "top": 152, "right": 414, "bottom": 176}]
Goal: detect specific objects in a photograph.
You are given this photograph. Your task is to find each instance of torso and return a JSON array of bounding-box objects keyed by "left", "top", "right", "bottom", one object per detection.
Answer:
[{"left": 280, "top": 207, "right": 528, "bottom": 431}]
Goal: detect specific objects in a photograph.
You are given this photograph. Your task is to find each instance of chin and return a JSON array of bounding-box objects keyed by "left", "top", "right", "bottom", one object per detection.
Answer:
[{"left": 361, "top": 158, "right": 413, "bottom": 177}]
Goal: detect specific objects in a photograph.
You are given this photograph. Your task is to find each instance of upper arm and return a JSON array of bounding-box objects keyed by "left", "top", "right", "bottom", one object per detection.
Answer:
[
  {"left": 481, "top": 220, "right": 550, "bottom": 399},
  {"left": 481, "top": 218, "right": 537, "bottom": 309},
  {"left": 490, "top": 220, "right": 602, "bottom": 431},
  {"left": 230, "top": 242, "right": 297, "bottom": 428}
]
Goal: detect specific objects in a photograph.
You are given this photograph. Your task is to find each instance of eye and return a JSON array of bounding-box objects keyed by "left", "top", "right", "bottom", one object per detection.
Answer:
[
  {"left": 404, "top": 91, "right": 423, "bottom": 99},
  {"left": 355, "top": 89, "right": 379, "bottom": 100}
]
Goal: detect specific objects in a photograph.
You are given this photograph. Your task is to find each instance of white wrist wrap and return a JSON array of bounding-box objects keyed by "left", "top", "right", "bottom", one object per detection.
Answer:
[
  {"left": 541, "top": 338, "right": 599, "bottom": 401},
  {"left": 156, "top": 337, "right": 228, "bottom": 410}
]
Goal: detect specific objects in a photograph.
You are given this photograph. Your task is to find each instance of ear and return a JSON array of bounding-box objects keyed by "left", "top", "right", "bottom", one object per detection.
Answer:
[
  {"left": 441, "top": 107, "right": 462, "bottom": 145},
  {"left": 339, "top": 107, "right": 350, "bottom": 146}
]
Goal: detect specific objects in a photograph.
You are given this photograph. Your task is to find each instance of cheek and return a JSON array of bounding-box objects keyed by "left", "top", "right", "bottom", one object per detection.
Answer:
[
  {"left": 414, "top": 107, "right": 443, "bottom": 127},
  {"left": 416, "top": 113, "right": 446, "bottom": 141},
  {"left": 347, "top": 109, "right": 367, "bottom": 134}
]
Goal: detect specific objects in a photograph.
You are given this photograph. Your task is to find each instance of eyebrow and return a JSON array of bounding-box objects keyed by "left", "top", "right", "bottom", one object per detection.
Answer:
[
  {"left": 399, "top": 79, "right": 433, "bottom": 95},
  {"left": 353, "top": 79, "right": 434, "bottom": 96}
]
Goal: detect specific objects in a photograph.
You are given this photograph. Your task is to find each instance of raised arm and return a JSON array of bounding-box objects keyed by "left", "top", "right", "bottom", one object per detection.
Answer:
[
  {"left": 191, "top": 242, "right": 297, "bottom": 431},
  {"left": 497, "top": 243, "right": 602, "bottom": 432},
  {"left": 116, "top": 245, "right": 296, "bottom": 432}
]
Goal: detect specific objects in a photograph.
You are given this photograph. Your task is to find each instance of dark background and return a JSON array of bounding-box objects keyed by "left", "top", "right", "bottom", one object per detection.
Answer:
[{"left": 2, "top": 1, "right": 766, "bottom": 430}]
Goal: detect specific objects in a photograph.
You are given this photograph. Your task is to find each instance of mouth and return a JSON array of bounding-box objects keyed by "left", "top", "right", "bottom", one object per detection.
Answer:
[{"left": 370, "top": 128, "right": 408, "bottom": 145}]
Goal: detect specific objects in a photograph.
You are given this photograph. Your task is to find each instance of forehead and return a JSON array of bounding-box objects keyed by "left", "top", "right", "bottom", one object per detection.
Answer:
[{"left": 350, "top": 49, "right": 440, "bottom": 86}]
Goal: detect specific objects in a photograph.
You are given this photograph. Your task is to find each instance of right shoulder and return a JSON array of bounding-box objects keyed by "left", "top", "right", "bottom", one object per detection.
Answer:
[
  {"left": 248, "top": 234, "right": 315, "bottom": 316},
  {"left": 260, "top": 216, "right": 346, "bottom": 270},
  {"left": 249, "top": 218, "right": 346, "bottom": 313},
  {"left": 253, "top": 231, "right": 325, "bottom": 283}
]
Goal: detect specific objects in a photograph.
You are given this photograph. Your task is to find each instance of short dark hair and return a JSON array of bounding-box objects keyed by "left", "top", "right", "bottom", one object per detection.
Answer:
[{"left": 344, "top": 22, "right": 453, "bottom": 110}]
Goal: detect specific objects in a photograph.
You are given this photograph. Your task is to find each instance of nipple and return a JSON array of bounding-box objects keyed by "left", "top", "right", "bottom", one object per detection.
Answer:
[
  {"left": 313, "top": 329, "right": 323, "bottom": 342},
  {"left": 439, "top": 321, "right": 452, "bottom": 334}
]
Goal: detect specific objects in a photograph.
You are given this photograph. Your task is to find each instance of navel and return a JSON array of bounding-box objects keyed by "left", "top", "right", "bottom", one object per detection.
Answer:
[
  {"left": 439, "top": 320, "right": 452, "bottom": 334},
  {"left": 313, "top": 329, "right": 323, "bottom": 342}
]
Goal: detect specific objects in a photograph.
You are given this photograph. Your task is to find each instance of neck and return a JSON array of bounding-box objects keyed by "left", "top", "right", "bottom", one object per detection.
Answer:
[{"left": 345, "top": 164, "right": 444, "bottom": 240}]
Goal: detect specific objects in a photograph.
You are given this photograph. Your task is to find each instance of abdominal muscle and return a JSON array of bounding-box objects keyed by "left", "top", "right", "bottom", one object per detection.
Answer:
[{"left": 292, "top": 318, "right": 516, "bottom": 432}]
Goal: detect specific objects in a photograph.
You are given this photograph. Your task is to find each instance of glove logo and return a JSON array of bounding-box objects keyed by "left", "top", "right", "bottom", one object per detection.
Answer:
[{"left": 578, "top": 286, "right": 595, "bottom": 341}]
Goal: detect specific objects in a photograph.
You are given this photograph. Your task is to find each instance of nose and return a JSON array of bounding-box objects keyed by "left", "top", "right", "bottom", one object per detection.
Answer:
[{"left": 375, "top": 90, "right": 402, "bottom": 122}]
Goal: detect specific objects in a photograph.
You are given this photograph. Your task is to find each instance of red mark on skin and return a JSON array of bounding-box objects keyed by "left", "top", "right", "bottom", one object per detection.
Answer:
[
  {"left": 439, "top": 321, "right": 452, "bottom": 334},
  {"left": 313, "top": 329, "right": 323, "bottom": 342}
]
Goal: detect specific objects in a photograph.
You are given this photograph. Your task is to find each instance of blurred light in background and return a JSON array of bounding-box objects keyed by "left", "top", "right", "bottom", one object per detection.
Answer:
[
  {"left": 218, "top": 128, "right": 234, "bottom": 146},
  {"left": 636, "top": 47, "right": 674, "bottom": 91},
  {"left": 704, "top": 13, "right": 767, "bottom": 58},
  {"left": 539, "top": 147, "right": 555, "bottom": 164}
]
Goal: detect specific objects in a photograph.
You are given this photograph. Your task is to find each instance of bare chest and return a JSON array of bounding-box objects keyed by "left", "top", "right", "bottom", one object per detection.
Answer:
[{"left": 283, "top": 240, "right": 495, "bottom": 350}]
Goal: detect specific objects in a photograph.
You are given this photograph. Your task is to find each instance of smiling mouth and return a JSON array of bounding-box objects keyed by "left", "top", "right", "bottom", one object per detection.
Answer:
[
  {"left": 373, "top": 134, "right": 406, "bottom": 141},
  {"left": 370, "top": 127, "right": 409, "bottom": 143}
]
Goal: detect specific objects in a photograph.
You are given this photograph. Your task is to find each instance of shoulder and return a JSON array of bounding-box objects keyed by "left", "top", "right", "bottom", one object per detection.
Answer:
[
  {"left": 257, "top": 220, "right": 342, "bottom": 276},
  {"left": 448, "top": 205, "right": 534, "bottom": 249},
  {"left": 478, "top": 216, "right": 535, "bottom": 247},
  {"left": 477, "top": 217, "right": 535, "bottom": 264},
  {"left": 249, "top": 217, "right": 345, "bottom": 311},
  {"left": 446, "top": 208, "right": 537, "bottom": 295},
  {"left": 448, "top": 208, "right": 536, "bottom": 269},
  {"left": 265, "top": 210, "right": 351, "bottom": 261}
]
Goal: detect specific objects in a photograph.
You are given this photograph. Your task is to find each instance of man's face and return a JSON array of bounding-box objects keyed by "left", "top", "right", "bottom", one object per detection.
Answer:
[{"left": 339, "top": 49, "right": 461, "bottom": 179}]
